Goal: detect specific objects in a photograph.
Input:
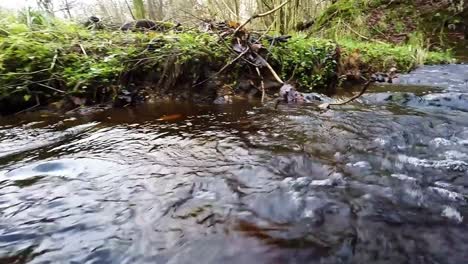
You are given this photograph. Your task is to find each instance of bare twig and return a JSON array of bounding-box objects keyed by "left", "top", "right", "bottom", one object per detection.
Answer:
[
  {"left": 0, "top": 69, "right": 49, "bottom": 76},
  {"left": 255, "top": 67, "right": 266, "bottom": 103},
  {"left": 79, "top": 44, "right": 88, "bottom": 57},
  {"left": 50, "top": 50, "right": 59, "bottom": 70},
  {"left": 343, "top": 22, "right": 387, "bottom": 45},
  {"left": 124, "top": 0, "right": 136, "bottom": 20},
  {"left": 319, "top": 78, "right": 374, "bottom": 109},
  {"left": 233, "top": 0, "right": 291, "bottom": 35},
  {"left": 256, "top": 16, "right": 278, "bottom": 43},
  {"left": 179, "top": 9, "right": 207, "bottom": 23},
  {"left": 15, "top": 95, "right": 40, "bottom": 115},
  {"left": 192, "top": 48, "right": 250, "bottom": 87},
  {"left": 0, "top": 28, "right": 10, "bottom": 35},
  {"left": 36, "top": 83, "right": 66, "bottom": 93},
  {"left": 252, "top": 51, "right": 284, "bottom": 84},
  {"left": 287, "top": 64, "right": 299, "bottom": 83}
]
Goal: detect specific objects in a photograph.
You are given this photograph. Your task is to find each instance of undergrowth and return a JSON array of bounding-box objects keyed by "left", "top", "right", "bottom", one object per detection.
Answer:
[
  {"left": 312, "top": 0, "right": 466, "bottom": 47},
  {"left": 0, "top": 9, "right": 455, "bottom": 113}
]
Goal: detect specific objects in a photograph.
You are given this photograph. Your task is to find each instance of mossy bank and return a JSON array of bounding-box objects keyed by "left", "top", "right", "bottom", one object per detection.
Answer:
[
  {"left": 312, "top": 0, "right": 468, "bottom": 46},
  {"left": 0, "top": 13, "right": 453, "bottom": 115}
]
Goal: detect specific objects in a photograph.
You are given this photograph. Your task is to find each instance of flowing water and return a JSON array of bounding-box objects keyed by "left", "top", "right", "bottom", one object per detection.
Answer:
[{"left": 1, "top": 64, "right": 468, "bottom": 264}]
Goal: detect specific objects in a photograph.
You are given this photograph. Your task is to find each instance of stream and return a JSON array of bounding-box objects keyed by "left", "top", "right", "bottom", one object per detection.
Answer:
[{"left": 1, "top": 64, "right": 468, "bottom": 263}]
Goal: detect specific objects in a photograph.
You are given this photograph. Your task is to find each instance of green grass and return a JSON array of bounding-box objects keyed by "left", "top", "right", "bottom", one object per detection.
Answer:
[{"left": 338, "top": 38, "right": 453, "bottom": 71}]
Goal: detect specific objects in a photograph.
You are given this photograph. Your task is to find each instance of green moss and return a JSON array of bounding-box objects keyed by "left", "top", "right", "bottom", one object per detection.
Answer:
[
  {"left": 0, "top": 13, "right": 230, "bottom": 105},
  {"left": 270, "top": 36, "right": 452, "bottom": 91},
  {"left": 313, "top": 0, "right": 466, "bottom": 47},
  {"left": 314, "top": 0, "right": 365, "bottom": 30},
  {"left": 338, "top": 39, "right": 452, "bottom": 71}
]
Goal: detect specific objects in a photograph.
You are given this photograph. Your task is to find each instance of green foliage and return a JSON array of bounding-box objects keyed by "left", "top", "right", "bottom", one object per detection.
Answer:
[
  {"left": 0, "top": 8, "right": 454, "bottom": 109},
  {"left": 270, "top": 35, "right": 452, "bottom": 91},
  {"left": 146, "top": 33, "right": 228, "bottom": 65},
  {"left": 0, "top": 15, "right": 147, "bottom": 101},
  {"left": 0, "top": 13, "right": 231, "bottom": 105},
  {"left": 270, "top": 36, "right": 339, "bottom": 90},
  {"left": 312, "top": 0, "right": 466, "bottom": 47},
  {"left": 338, "top": 38, "right": 452, "bottom": 71},
  {"left": 314, "top": 0, "right": 364, "bottom": 30}
]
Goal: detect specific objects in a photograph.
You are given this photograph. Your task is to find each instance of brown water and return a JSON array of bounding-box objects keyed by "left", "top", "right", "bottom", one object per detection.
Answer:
[{"left": 1, "top": 65, "right": 468, "bottom": 264}]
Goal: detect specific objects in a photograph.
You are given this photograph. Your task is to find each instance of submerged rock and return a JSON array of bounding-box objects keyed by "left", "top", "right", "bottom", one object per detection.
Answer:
[{"left": 279, "top": 84, "right": 326, "bottom": 104}]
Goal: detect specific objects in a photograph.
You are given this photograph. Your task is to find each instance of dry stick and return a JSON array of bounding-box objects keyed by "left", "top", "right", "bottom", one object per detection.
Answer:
[
  {"left": 179, "top": 9, "right": 207, "bottom": 23},
  {"left": 252, "top": 51, "right": 284, "bottom": 84},
  {"left": 124, "top": 0, "right": 136, "bottom": 20},
  {"left": 286, "top": 64, "right": 299, "bottom": 83},
  {"left": 255, "top": 67, "right": 266, "bottom": 103},
  {"left": 72, "top": 81, "right": 85, "bottom": 92},
  {"left": 219, "top": 0, "right": 239, "bottom": 19},
  {"left": 0, "top": 69, "right": 49, "bottom": 76},
  {"left": 343, "top": 23, "right": 387, "bottom": 45},
  {"left": 205, "top": 28, "right": 253, "bottom": 69},
  {"left": 257, "top": 16, "right": 278, "bottom": 43},
  {"left": 36, "top": 83, "right": 66, "bottom": 94},
  {"left": 50, "top": 50, "right": 59, "bottom": 70},
  {"left": 15, "top": 95, "right": 40, "bottom": 115},
  {"left": 192, "top": 48, "right": 250, "bottom": 87},
  {"left": 0, "top": 28, "right": 10, "bottom": 35},
  {"left": 233, "top": 0, "right": 291, "bottom": 35},
  {"left": 79, "top": 44, "right": 88, "bottom": 57},
  {"left": 319, "top": 79, "right": 375, "bottom": 109}
]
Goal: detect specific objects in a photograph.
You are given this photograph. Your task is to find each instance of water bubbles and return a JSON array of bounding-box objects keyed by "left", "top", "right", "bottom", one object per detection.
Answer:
[
  {"left": 347, "top": 161, "right": 371, "bottom": 169},
  {"left": 430, "top": 138, "right": 454, "bottom": 147},
  {"left": 442, "top": 206, "right": 464, "bottom": 223}
]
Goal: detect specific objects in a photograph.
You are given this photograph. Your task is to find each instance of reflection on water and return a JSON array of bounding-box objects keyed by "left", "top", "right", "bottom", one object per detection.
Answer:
[{"left": 1, "top": 65, "right": 468, "bottom": 263}]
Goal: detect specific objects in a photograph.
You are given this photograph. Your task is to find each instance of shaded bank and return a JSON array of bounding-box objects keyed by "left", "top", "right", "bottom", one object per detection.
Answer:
[
  {"left": 0, "top": 16, "right": 453, "bottom": 115},
  {"left": 312, "top": 0, "right": 468, "bottom": 46}
]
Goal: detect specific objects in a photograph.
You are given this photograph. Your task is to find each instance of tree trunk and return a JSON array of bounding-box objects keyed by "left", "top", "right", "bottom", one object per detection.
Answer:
[
  {"left": 124, "top": 0, "right": 136, "bottom": 19},
  {"left": 157, "top": 0, "right": 164, "bottom": 20},
  {"left": 147, "top": 0, "right": 157, "bottom": 20},
  {"left": 37, "top": 0, "right": 55, "bottom": 17},
  {"left": 133, "top": 0, "right": 146, "bottom": 19},
  {"left": 64, "top": 0, "right": 73, "bottom": 19}
]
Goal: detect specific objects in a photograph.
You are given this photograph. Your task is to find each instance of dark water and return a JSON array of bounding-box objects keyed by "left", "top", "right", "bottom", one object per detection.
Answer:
[{"left": 1, "top": 65, "right": 468, "bottom": 264}]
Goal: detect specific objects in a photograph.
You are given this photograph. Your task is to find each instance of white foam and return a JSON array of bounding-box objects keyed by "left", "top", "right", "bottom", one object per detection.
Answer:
[
  {"left": 391, "top": 174, "right": 417, "bottom": 182},
  {"left": 442, "top": 206, "right": 464, "bottom": 223},
  {"left": 429, "top": 187, "right": 466, "bottom": 202},
  {"left": 430, "top": 138, "right": 454, "bottom": 147}
]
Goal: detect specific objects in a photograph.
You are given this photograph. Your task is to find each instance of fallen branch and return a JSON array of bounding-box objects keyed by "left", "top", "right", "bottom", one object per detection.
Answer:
[
  {"left": 255, "top": 67, "right": 266, "bottom": 103},
  {"left": 252, "top": 51, "right": 284, "bottom": 84},
  {"left": 36, "top": 82, "right": 66, "bottom": 94},
  {"left": 124, "top": 0, "right": 136, "bottom": 20},
  {"left": 0, "top": 69, "right": 49, "bottom": 76},
  {"left": 257, "top": 16, "right": 279, "bottom": 43},
  {"left": 79, "top": 44, "right": 88, "bottom": 57},
  {"left": 233, "top": 0, "right": 291, "bottom": 35},
  {"left": 192, "top": 48, "right": 250, "bottom": 87},
  {"left": 15, "top": 95, "right": 40, "bottom": 115},
  {"left": 50, "top": 50, "right": 59, "bottom": 70},
  {"left": 319, "top": 78, "right": 375, "bottom": 109}
]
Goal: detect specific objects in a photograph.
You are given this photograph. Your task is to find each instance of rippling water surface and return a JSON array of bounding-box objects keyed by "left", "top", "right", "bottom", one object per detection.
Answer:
[{"left": 1, "top": 65, "right": 468, "bottom": 264}]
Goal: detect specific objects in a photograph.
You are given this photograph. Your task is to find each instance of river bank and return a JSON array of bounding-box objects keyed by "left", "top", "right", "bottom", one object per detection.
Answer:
[{"left": 0, "top": 14, "right": 455, "bottom": 115}]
